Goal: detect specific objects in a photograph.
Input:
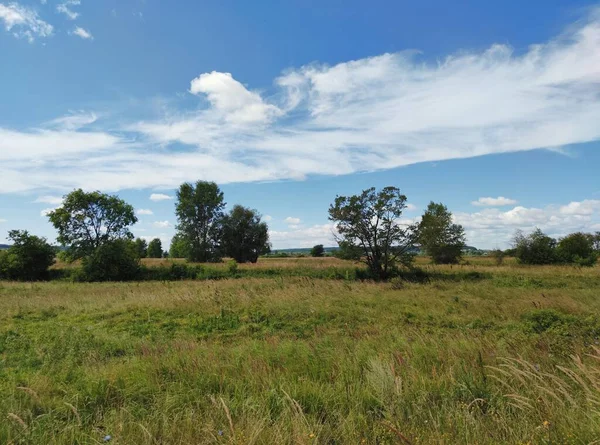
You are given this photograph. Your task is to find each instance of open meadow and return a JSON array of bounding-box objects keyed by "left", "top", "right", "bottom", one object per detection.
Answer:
[{"left": 1, "top": 258, "right": 600, "bottom": 444}]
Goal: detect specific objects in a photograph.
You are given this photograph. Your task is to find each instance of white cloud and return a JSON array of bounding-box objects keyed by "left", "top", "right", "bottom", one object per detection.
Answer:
[
  {"left": 263, "top": 215, "right": 272, "bottom": 222},
  {"left": 40, "top": 207, "right": 56, "bottom": 216},
  {"left": 472, "top": 196, "right": 518, "bottom": 207},
  {"left": 46, "top": 111, "right": 97, "bottom": 131},
  {"left": 269, "top": 224, "right": 337, "bottom": 249},
  {"left": 34, "top": 195, "right": 63, "bottom": 205},
  {"left": 152, "top": 220, "right": 171, "bottom": 228},
  {"left": 150, "top": 193, "right": 173, "bottom": 201},
  {"left": 284, "top": 216, "right": 301, "bottom": 225},
  {"left": 136, "top": 209, "right": 153, "bottom": 215},
  {"left": 71, "top": 26, "right": 92, "bottom": 40},
  {"left": 0, "top": 218, "right": 6, "bottom": 223},
  {"left": 1, "top": 10, "right": 600, "bottom": 194},
  {"left": 454, "top": 199, "right": 600, "bottom": 249},
  {"left": 56, "top": 0, "right": 80, "bottom": 20},
  {"left": 0, "top": 2, "right": 53, "bottom": 42},
  {"left": 405, "top": 203, "right": 417, "bottom": 211}
]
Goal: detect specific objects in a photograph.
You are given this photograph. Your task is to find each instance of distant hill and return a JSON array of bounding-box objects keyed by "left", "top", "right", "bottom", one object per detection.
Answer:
[{"left": 0, "top": 244, "right": 10, "bottom": 250}]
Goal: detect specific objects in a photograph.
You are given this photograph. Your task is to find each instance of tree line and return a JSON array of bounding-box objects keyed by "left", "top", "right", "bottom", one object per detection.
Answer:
[{"left": 0, "top": 184, "right": 597, "bottom": 282}]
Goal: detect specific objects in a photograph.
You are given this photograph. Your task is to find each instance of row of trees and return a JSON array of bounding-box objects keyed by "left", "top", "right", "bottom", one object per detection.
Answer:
[{"left": 511, "top": 229, "right": 599, "bottom": 266}]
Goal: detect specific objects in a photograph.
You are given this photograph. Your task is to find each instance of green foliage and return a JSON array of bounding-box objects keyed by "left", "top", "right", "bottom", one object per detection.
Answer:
[
  {"left": 490, "top": 249, "right": 505, "bottom": 265},
  {"left": 169, "top": 233, "right": 191, "bottom": 259},
  {"left": 227, "top": 259, "right": 239, "bottom": 275},
  {"left": 329, "top": 186, "right": 416, "bottom": 280},
  {"left": 0, "top": 230, "right": 56, "bottom": 281},
  {"left": 147, "top": 238, "right": 163, "bottom": 258},
  {"left": 513, "top": 228, "right": 558, "bottom": 265},
  {"left": 47, "top": 189, "right": 137, "bottom": 259},
  {"left": 175, "top": 181, "right": 225, "bottom": 262},
  {"left": 556, "top": 232, "right": 597, "bottom": 266},
  {"left": 80, "top": 239, "right": 141, "bottom": 282},
  {"left": 417, "top": 202, "right": 466, "bottom": 264},
  {"left": 310, "top": 244, "right": 325, "bottom": 257},
  {"left": 332, "top": 240, "right": 363, "bottom": 261},
  {"left": 221, "top": 205, "right": 270, "bottom": 263},
  {"left": 134, "top": 238, "right": 148, "bottom": 258}
]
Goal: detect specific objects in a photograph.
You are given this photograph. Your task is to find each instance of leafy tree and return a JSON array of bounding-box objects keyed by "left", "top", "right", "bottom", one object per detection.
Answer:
[
  {"left": 513, "top": 228, "right": 557, "bottom": 265},
  {"left": 591, "top": 232, "right": 600, "bottom": 252},
  {"left": 557, "top": 232, "right": 597, "bottom": 266},
  {"left": 81, "top": 239, "right": 140, "bottom": 282},
  {"left": 0, "top": 230, "right": 56, "bottom": 281},
  {"left": 169, "top": 233, "right": 191, "bottom": 259},
  {"left": 221, "top": 205, "right": 270, "bottom": 263},
  {"left": 328, "top": 186, "right": 416, "bottom": 280},
  {"left": 310, "top": 244, "right": 325, "bottom": 257},
  {"left": 175, "top": 181, "right": 225, "bottom": 262},
  {"left": 134, "top": 238, "right": 148, "bottom": 258},
  {"left": 417, "top": 202, "right": 466, "bottom": 264},
  {"left": 47, "top": 189, "right": 137, "bottom": 259},
  {"left": 147, "top": 238, "right": 163, "bottom": 258},
  {"left": 490, "top": 249, "right": 505, "bottom": 266}
]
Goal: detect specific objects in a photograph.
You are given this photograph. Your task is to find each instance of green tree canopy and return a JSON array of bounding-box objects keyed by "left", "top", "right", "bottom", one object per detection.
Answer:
[
  {"left": 0, "top": 230, "right": 56, "bottom": 281},
  {"left": 221, "top": 205, "right": 270, "bottom": 263},
  {"left": 169, "top": 233, "right": 191, "bottom": 259},
  {"left": 513, "top": 228, "right": 557, "bottom": 265},
  {"left": 47, "top": 189, "right": 137, "bottom": 259},
  {"left": 328, "top": 186, "right": 416, "bottom": 280},
  {"left": 175, "top": 181, "right": 225, "bottom": 262},
  {"left": 417, "top": 202, "right": 466, "bottom": 264},
  {"left": 147, "top": 238, "right": 163, "bottom": 258},
  {"left": 310, "top": 244, "right": 325, "bottom": 257},
  {"left": 557, "top": 232, "right": 597, "bottom": 266},
  {"left": 134, "top": 238, "right": 148, "bottom": 259}
]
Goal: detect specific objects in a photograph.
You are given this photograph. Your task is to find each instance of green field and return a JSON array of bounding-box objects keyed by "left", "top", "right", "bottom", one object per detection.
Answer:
[{"left": 1, "top": 258, "right": 600, "bottom": 444}]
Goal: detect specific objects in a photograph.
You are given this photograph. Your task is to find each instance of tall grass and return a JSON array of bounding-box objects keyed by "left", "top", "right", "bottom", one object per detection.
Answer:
[{"left": 1, "top": 262, "right": 599, "bottom": 443}]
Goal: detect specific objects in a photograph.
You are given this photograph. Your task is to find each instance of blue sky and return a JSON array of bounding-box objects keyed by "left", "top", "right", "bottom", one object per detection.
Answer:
[{"left": 1, "top": 0, "right": 599, "bottom": 249}]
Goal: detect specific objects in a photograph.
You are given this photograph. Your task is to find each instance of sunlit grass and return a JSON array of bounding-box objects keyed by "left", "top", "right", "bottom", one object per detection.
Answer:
[{"left": 1, "top": 260, "right": 599, "bottom": 443}]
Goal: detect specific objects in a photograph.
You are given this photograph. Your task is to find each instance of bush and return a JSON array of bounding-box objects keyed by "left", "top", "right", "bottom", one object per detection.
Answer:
[
  {"left": 514, "top": 229, "right": 558, "bottom": 265},
  {"left": 490, "top": 249, "right": 505, "bottom": 266},
  {"left": 310, "top": 244, "right": 325, "bottom": 257},
  {"left": 81, "top": 240, "right": 141, "bottom": 282},
  {"left": 0, "top": 230, "right": 56, "bottom": 281},
  {"left": 557, "top": 232, "right": 597, "bottom": 266}
]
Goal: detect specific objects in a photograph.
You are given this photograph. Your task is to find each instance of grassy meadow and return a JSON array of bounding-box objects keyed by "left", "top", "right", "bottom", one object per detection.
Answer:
[{"left": 1, "top": 258, "right": 600, "bottom": 444}]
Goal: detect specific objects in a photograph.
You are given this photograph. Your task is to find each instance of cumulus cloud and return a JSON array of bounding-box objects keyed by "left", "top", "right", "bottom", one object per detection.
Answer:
[
  {"left": 136, "top": 208, "right": 153, "bottom": 215},
  {"left": 70, "top": 26, "right": 92, "bottom": 40},
  {"left": 284, "top": 216, "right": 301, "bottom": 225},
  {"left": 56, "top": 0, "right": 80, "bottom": 20},
  {"left": 269, "top": 224, "right": 337, "bottom": 249},
  {"left": 472, "top": 196, "right": 518, "bottom": 207},
  {"left": 152, "top": 220, "right": 171, "bottom": 228},
  {"left": 0, "top": 2, "right": 53, "bottom": 42},
  {"left": 1, "top": 9, "right": 600, "bottom": 194},
  {"left": 455, "top": 199, "right": 600, "bottom": 249},
  {"left": 149, "top": 193, "right": 173, "bottom": 201}
]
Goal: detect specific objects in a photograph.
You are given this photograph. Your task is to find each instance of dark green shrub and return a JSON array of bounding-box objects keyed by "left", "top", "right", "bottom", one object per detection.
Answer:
[
  {"left": 0, "top": 230, "right": 56, "bottom": 281},
  {"left": 514, "top": 229, "right": 558, "bottom": 265},
  {"left": 557, "top": 232, "right": 597, "bottom": 266},
  {"left": 81, "top": 239, "right": 140, "bottom": 281}
]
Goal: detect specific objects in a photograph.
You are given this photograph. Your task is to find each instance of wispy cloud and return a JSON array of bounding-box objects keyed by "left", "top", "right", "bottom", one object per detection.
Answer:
[
  {"left": 70, "top": 25, "right": 92, "bottom": 40},
  {"left": 1, "top": 9, "right": 600, "bottom": 193},
  {"left": 149, "top": 193, "right": 173, "bottom": 201},
  {"left": 56, "top": 0, "right": 80, "bottom": 20},
  {"left": 472, "top": 196, "right": 518, "bottom": 207},
  {"left": 46, "top": 111, "right": 97, "bottom": 131},
  {"left": 263, "top": 215, "right": 273, "bottom": 222},
  {"left": 137, "top": 209, "right": 154, "bottom": 215},
  {"left": 152, "top": 220, "right": 171, "bottom": 228},
  {"left": 0, "top": 2, "right": 53, "bottom": 42},
  {"left": 34, "top": 195, "right": 63, "bottom": 205},
  {"left": 284, "top": 216, "right": 301, "bottom": 225}
]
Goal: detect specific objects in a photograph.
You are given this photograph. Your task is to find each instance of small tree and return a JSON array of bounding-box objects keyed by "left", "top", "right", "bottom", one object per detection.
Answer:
[
  {"left": 221, "top": 205, "right": 270, "bottom": 263},
  {"left": 332, "top": 240, "right": 363, "bottom": 261},
  {"left": 0, "top": 230, "right": 56, "bottom": 281},
  {"left": 134, "top": 238, "right": 148, "bottom": 258},
  {"left": 417, "top": 202, "right": 466, "bottom": 264},
  {"left": 310, "top": 244, "right": 325, "bottom": 257},
  {"left": 169, "top": 233, "right": 191, "bottom": 259},
  {"left": 48, "top": 189, "right": 137, "bottom": 259},
  {"left": 328, "top": 186, "right": 416, "bottom": 280},
  {"left": 557, "top": 232, "right": 597, "bottom": 266},
  {"left": 490, "top": 249, "right": 505, "bottom": 266},
  {"left": 175, "top": 181, "right": 225, "bottom": 262},
  {"left": 513, "top": 228, "right": 557, "bottom": 265},
  {"left": 147, "top": 238, "right": 163, "bottom": 258}
]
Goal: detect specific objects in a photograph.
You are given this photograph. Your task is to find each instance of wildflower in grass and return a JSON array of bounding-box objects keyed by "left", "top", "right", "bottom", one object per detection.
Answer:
[
  {"left": 309, "top": 433, "right": 315, "bottom": 438},
  {"left": 103, "top": 435, "right": 112, "bottom": 442},
  {"left": 543, "top": 420, "right": 550, "bottom": 428},
  {"left": 218, "top": 430, "right": 224, "bottom": 436}
]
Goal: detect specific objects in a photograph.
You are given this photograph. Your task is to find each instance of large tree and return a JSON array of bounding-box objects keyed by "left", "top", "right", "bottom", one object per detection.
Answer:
[
  {"left": 328, "top": 186, "right": 416, "bottom": 280},
  {"left": 175, "top": 181, "right": 225, "bottom": 262},
  {"left": 147, "top": 238, "right": 163, "bottom": 258},
  {"left": 48, "top": 189, "right": 137, "bottom": 259},
  {"left": 417, "top": 202, "right": 466, "bottom": 264},
  {"left": 221, "top": 205, "right": 270, "bottom": 263},
  {"left": 134, "top": 238, "right": 148, "bottom": 259},
  {"left": 513, "top": 228, "right": 557, "bottom": 265},
  {"left": 169, "top": 233, "right": 191, "bottom": 259}
]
